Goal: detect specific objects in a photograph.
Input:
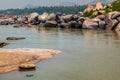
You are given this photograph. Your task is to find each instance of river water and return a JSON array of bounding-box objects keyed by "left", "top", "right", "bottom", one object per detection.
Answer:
[{"left": 0, "top": 25, "right": 120, "bottom": 80}]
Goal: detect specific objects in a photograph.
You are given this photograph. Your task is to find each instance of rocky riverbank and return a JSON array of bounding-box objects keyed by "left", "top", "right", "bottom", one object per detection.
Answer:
[
  {"left": 0, "top": 48, "right": 61, "bottom": 74},
  {"left": 0, "top": 10, "right": 120, "bottom": 31}
]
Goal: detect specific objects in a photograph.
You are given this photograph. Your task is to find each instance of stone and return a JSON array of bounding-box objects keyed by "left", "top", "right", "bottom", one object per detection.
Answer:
[
  {"left": 28, "top": 12, "right": 39, "bottom": 22},
  {"left": 72, "top": 15, "right": 79, "bottom": 20},
  {"left": 92, "top": 11, "right": 98, "bottom": 16},
  {"left": 78, "top": 12, "right": 84, "bottom": 16},
  {"left": 104, "top": 11, "right": 119, "bottom": 21},
  {"left": 0, "top": 48, "right": 61, "bottom": 73},
  {"left": 91, "top": 17, "right": 106, "bottom": 29},
  {"left": 61, "top": 14, "right": 73, "bottom": 22},
  {"left": 91, "top": 17, "right": 101, "bottom": 22},
  {"left": 105, "top": 19, "right": 118, "bottom": 30},
  {"left": 77, "top": 17, "right": 85, "bottom": 23},
  {"left": 96, "top": 15, "right": 105, "bottom": 21},
  {"left": 44, "top": 21, "right": 57, "bottom": 27},
  {"left": 93, "top": 2, "right": 104, "bottom": 11},
  {"left": 98, "top": 21, "right": 106, "bottom": 29},
  {"left": 19, "top": 64, "right": 36, "bottom": 69},
  {"left": 117, "top": 16, "right": 120, "bottom": 22},
  {"left": 59, "top": 22, "right": 70, "bottom": 28},
  {"left": 6, "top": 37, "right": 26, "bottom": 40},
  {"left": 0, "top": 42, "right": 9, "bottom": 48},
  {"left": 82, "top": 19, "right": 99, "bottom": 29},
  {"left": 38, "top": 12, "right": 49, "bottom": 22},
  {"left": 47, "top": 13, "right": 57, "bottom": 21},
  {"left": 83, "top": 5, "right": 95, "bottom": 13},
  {"left": 112, "top": 12, "right": 120, "bottom": 19},
  {"left": 69, "top": 21, "right": 82, "bottom": 29},
  {"left": 115, "top": 23, "right": 120, "bottom": 31}
]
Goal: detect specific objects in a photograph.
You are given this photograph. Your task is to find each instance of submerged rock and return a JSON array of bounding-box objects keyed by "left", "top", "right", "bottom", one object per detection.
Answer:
[
  {"left": 6, "top": 37, "right": 26, "bottom": 40},
  {"left": 0, "top": 42, "right": 9, "bottom": 48}
]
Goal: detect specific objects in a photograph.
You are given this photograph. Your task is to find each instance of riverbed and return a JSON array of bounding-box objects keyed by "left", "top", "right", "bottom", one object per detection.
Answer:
[{"left": 0, "top": 25, "right": 120, "bottom": 80}]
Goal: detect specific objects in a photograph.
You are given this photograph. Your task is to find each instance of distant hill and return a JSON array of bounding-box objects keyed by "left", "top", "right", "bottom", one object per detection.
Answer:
[
  {"left": 24, "top": 4, "right": 37, "bottom": 9},
  {"left": 89, "top": 0, "right": 113, "bottom": 5},
  {"left": 59, "top": 2, "right": 77, "bottom": 6},
  {"left": 0, "top": 5, "right": 87, "bottom": 15}
]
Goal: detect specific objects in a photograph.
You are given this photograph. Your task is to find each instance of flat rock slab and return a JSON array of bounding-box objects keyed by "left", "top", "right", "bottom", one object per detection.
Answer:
[{"left": 0, "top": 48, "right": 61, "bottom": 73}]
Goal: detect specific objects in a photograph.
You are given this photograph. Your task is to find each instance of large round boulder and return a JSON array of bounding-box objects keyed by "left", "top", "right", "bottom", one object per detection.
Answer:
[
  {"left": 72, "top": 15, "right": 79, "bottom": 20},
  {"left": 77, "top": 17, "right": 86, "bottom": 23},
  {"left": 61, "top": 14, "right": 73, "bottom": 22},
  {"left": 47, "top": 13, "right": 57, "bottom": 21},
  {"left": 115, "top": 23, "right": 120, "bottom": 31},
  {"left": 82, "top": 19, "right": 99, "bottom": 29},
  {"left": 44, "top": 21, "right": 57, "bottom": 27},
  {"left": 78, "top": 12, "right": 84, "bottom": 16},
  {"left": 104, "top": 11, "right": 119, "bottom": 22},
  {"left": 28, "top": 12, "right": 39, "bottom": 22},
  {"left": 58, "top": 22, "right": 70, "bottom": 28},
  {"left": 111, "top": 12, "right": 120, "bottom": 19},
  {"left": 38, "top": 12, "right": 49, "bottom": 22},
  {"left": 68, "top": 21, "right": 82, "bottom": 29},
  {"left": 96, "top": 15, "right": 105, "bottom": 21},
  {"left": 105, "top": 19, "right": 118, "bottom": 30},
  {"left": 98, "top": 21, "right": 106, "bottom": 29},
  {"left": 83, "top": 5, "right": 95, "bottom": 13},
  {"left": 93, "top": 2, "right": 104, "bottom": 11},
  {"left": 91, "top": 17, "right": 106, "bottom": 29},
  {"left": 117, "top": 16, "right": 120, "bottom": 22}
]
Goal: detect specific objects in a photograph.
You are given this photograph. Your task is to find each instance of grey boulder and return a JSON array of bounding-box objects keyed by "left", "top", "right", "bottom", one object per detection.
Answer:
[
  {"left": 105, "top": 19, "right": 118, "bottom": 30},
  {"left": 82, "top": 19, "right": 99, "bottom": 29},
  {"left": 44, "top": 21, "right": 57, "bottom": 27}
]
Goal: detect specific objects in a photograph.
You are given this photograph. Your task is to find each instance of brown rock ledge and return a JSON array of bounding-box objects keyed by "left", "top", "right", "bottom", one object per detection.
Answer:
[{"left": 0, "top": 48, "right": 61, "bottom": 74}]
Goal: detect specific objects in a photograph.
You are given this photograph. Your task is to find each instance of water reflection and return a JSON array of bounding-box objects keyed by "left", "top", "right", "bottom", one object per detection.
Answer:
[
  {"left": 0, "top": 26, "right": 120, "bottom": 80},
  {"left": 36, "top": 27, "right": 120, "bottom": 48}
]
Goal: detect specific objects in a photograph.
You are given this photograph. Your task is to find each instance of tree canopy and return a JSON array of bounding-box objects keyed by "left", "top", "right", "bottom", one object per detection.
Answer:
[{"left": 0, "top": 5, "right": 87, "bottom": 15}]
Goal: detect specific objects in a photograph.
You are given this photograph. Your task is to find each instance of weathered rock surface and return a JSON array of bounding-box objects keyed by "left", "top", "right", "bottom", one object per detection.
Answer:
[
  {"left": 28, "top": 12, "right": 39, "bottom": 22},
  {"left": 0, "top": 48, "right": 61, "bottom": 73},
  {"left": 105, "top": 19, "right": 118, "bottom": 30},
  {"left": 84, "top": 5, "right": 95, "bottom": 13},
  {"left": 117, "top": 16, "right": 120, "bottom": 22},
  {"left": 115, "top": 23, "right": 120, "bottom": 31},
  {"left": 93, "top": 2, "right": 104, "bottom": 11},
  {"left": 61, "top": 14, "right": 73, "bottom": 22},
  {"left": 38, "top": 12, "right": 49, "bottom": 22},
  {"left": 44, "top": 21, "right": 57, "bottom": 27},
  {"left": 82, "top": 19, "right": 99, "bottom": 29}
]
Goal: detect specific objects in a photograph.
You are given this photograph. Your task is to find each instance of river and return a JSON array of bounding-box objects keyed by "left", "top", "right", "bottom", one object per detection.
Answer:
[{"left": 0, "top": 25, "right": 120, "bottom": 80}]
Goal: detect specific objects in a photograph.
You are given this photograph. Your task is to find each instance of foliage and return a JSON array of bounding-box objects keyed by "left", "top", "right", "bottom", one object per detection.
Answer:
[
  {"left": 83, "top": 11, "right": 94, "bottom": 17},
  {"left": 0, "top": 5, "right": 87, "bottom": 15},
  {"left": 111, "top": 0, "right": 120, "bottom": 11}
]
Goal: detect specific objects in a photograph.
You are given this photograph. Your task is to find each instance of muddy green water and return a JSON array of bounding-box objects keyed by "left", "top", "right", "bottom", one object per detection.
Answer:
[{"left": 0, "top": 25, "right": 120, "bottom": 80}]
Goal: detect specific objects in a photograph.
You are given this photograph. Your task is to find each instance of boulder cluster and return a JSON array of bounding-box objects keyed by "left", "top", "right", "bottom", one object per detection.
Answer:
[{"left": 0, "top": 10, "right": 120, "bottom": 31}]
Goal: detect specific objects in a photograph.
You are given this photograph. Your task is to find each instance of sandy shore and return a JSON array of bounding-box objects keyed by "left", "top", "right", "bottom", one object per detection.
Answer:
[{"left": 0, "top": 48, "right": 61, "bottom": 74}]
